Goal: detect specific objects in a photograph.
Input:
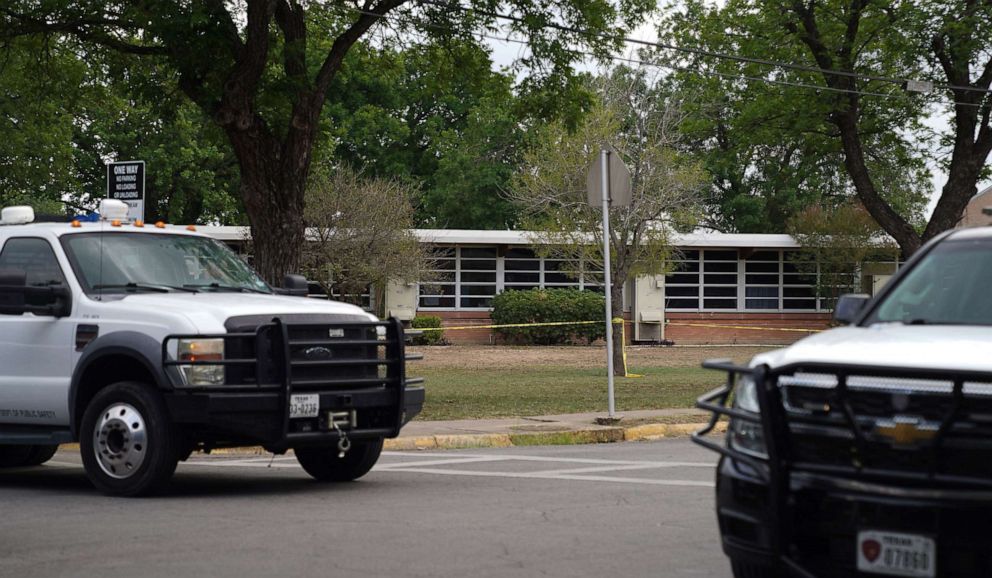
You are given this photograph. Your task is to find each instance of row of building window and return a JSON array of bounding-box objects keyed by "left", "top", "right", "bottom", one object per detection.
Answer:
[
  {"left": 417, "top": 246, "right": 870, "bottom": 312},
  {"left": 419, "top": 247, "right": 604, "bottom": 309},
  {"left": 664, "top": 249, "right": 854, "bottom": 311}
]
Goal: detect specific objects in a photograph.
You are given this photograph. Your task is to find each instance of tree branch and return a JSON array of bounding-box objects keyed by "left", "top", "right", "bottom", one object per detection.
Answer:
[
  {"left": 274, "top": 0, "right": 308, "bottom": 86},
  {"left": 205, "top": 0, "right": 244, "bottom": 54},
  {"left": 216, "top": 0, "right": 276, "bottom": 130},
  {"left": 930, "top": 34, "right": 966, "bottom": 86},
  {"left": 312, "top": 0, "right": 407, "bottom": 101},
  {"left": 1, "top": 9, "right": 168, "bottom": 55},
  {"left": 232, "top": 0, "right": 276, "bottom": 99}
]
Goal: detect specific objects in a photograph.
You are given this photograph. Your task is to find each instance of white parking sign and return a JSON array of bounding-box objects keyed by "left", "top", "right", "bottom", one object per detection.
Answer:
[{"left": 106, "top": 160, "right": 145, "bottom": 222}]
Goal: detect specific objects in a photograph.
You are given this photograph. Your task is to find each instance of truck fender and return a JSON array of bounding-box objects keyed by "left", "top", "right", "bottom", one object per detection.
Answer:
[{"left": 69, "top": 331, "right": 172, "bottom": 437}]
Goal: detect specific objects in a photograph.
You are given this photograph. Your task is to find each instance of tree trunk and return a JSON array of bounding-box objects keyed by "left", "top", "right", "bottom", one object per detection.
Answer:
[
  {"left": 225, "top": 117, "right": 309, "bottom": 284},
  {"left": 832, "top": 108, "right": 922, "bottom": 257},
  {"left": 215, "top": 70, "right": 320, "bottom": 284},
  {"left": 610, "top": 283, "right": 625, "bottom": 377},
  {"left": 244, "top": 183, "right": 306, "bottom": 285}
]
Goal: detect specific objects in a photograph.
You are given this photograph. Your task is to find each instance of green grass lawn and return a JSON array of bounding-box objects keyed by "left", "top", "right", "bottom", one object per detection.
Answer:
[{"left": 416, "top": 365, "right": 726, "bottom": 421}]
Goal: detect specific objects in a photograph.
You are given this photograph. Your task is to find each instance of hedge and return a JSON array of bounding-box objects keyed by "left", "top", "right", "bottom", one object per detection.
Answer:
[
  {"left": 491, "top": 288, "right": 605, "bottom": 345},
  {"left": 410, "top": 315, "right": 446, "bottom": 345}
]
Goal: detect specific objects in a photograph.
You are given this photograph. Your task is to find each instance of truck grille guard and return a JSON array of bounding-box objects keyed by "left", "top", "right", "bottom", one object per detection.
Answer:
[
  {"left": 693, "top": 360, "right": 992, "bottom": 578},
  {"left": 162, "top": 317, "right": 422, "bottom": 443}
]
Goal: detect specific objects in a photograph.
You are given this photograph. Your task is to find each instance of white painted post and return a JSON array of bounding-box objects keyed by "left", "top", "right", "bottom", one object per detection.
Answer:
[{"left": 600, "top": 148, "right": 616, "bottom": 418}]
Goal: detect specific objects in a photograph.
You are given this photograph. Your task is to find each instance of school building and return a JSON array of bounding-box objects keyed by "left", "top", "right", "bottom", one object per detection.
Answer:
[{"left": 201, "top": 227, "right": 903, "bottom": 346}]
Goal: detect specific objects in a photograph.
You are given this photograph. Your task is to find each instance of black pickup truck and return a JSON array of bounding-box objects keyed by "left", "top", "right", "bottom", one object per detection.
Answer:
[{"left": 694, "top": 227, "right": 992, "bottom": 577}]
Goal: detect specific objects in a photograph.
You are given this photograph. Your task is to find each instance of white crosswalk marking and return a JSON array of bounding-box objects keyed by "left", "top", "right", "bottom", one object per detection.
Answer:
[
  {"left": 372, "top": 466, "right": 714, "bottom": 487},
  {"left": 174, "top": 450, "right": 716, "bottom": 488}
]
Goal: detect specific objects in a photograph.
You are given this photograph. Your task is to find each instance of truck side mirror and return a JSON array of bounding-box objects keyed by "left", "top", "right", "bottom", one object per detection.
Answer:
[
  {"left": 49, "top": 285, "right": 71, "bottom": 318},
  {"left": 281, "top": 274, "right": 309, "bottom": 297},
  {"left": 833, "top": 294, "right": 870, "bottom": 325},
  {"left": 0, "top": 269, "right": 27, "bottom": 315}
]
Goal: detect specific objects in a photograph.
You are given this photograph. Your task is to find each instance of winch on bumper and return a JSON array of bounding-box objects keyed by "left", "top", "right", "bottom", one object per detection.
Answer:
[
  {"left": 160, "top": 317, "right": 424, "bottom": 452},
  {"left": 693, "top": 360, "right": 992, "bottom": 578}
]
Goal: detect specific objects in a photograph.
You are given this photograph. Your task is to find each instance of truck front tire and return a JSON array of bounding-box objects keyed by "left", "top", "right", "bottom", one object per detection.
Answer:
[
  {"left": 79, "top": 382, "right": 179, "bottom": 496},
  {"left": 295, "top": 438, "right": 384, "bottom": 482}
]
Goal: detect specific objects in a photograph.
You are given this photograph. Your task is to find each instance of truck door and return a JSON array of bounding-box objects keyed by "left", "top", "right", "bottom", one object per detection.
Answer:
[{"left": 0, "top": 237, "right": 74, "bottom": 427}]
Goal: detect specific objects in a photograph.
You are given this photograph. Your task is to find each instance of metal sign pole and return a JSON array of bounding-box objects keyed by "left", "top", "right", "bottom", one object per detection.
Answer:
[{"left": 600, "top": 148, "right": 616, "bottom": 418}]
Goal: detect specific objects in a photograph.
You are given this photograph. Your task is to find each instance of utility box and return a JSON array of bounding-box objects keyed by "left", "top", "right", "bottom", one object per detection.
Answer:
[
  {"left": 385, "top": 280, "right": 418, "bottom": 321},
  {"left": 632, "top": 274, "right": 665, "bottom": 342},
  {"left": 871, "top": 275, "right": 892, "bottom": 296}
]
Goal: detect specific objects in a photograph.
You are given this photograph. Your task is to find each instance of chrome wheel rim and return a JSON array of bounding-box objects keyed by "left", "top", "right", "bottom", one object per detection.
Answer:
[{"left": 93, "top": 403, "right": 147, "bottom": 479}]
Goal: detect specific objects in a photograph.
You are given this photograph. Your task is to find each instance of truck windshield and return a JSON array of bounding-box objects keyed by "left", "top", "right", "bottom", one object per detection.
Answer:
[
  {"left": 62, "top": 233, "right": 271, "bottom": 294},
  {"left": 869, "top": 237, "right": 992, "bottom": 326}
]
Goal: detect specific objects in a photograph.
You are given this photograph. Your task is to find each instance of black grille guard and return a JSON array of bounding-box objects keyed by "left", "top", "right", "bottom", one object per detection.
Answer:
[
  {"left": 693, "top": 359, "right": 992, "bottom": 578},
  {"left": 162, "top": 317, "right": 422, "bottom": 442}
]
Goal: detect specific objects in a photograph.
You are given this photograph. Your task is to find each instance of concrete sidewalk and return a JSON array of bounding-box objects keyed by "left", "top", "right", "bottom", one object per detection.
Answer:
[
  {"left": 382, "top": 408, "right": 725, "bottom": 451},
  {"left": 62, "top": 408, "right": 724, "bottom": 456}
]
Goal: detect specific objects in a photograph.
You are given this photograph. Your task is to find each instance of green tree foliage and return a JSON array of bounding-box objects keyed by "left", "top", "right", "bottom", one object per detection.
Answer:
[
  {"left": 321, "top": 40, "right": 537, "bottom": 229},
  {"left": 510, "top": 68, "right": 708, "bottom": 371},
  {"left": 302, "top": 164, "right": 430, "bottom": 317},
  {"left": 70, "top": 51, "right": 242, "bottom": 224},
  {"left": 2, "top": 0, "right": 657, "bottom": 282},
  {"left": 657, "top": 0, "right": 992, "bottom": 254},
  {"left": 0, "top": 36, "right": 85, "bottom": 212},
  {"left": 0, "top": 37, "right": 241, "bottom": 222},
  {"left": 788, "top": 202, "right": 899, "bottom": 304},
  {"left": 657, "top": 0, "right": 930, "bottom": 234}
]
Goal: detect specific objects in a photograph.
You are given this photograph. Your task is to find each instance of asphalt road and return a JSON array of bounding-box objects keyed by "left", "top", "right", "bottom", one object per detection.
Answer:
[{"left": 0, "top": 439, "right": 730, "bottom": 578}]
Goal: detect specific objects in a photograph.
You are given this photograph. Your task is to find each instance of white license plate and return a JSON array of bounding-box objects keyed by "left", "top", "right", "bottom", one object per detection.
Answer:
[
  {"left": 857, "top": 530, "right": 935, "bottom": 577},
  {"left": 289, "top": 394, "right": 319, "bottom": 419}
]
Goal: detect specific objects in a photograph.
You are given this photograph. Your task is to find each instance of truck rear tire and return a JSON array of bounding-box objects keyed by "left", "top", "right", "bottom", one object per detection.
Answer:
[
  {"left": 295, "top": 438, "right": 384, "bottom": 482},
  {"left": 0, "top": 446, "right": 33, "bottom": 467},
  {"left": 0, "top": 445, "right": 59, "bottom": 467},
  {"left": 80, "top": 382, "right": 179, "bottom": 496},
  {"left": 23, "top": 444, "right": 59, "bottom": 466}
]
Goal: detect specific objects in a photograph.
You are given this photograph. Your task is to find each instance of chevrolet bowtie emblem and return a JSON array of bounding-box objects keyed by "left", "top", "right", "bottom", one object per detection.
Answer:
[{"left": 874, "top": 418, "right": 938, "bottom": 446}]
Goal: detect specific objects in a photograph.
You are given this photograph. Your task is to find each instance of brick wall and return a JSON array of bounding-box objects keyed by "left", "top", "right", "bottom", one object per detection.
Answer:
[
  {"left": 664, "top": 312, "right": 831, "bottom": 345},
  {"left": 423, "top": 311, "right": 498, "bottom": 345},
  {"left": 422, "top": 310, "right": 831, "bottom": 346}
]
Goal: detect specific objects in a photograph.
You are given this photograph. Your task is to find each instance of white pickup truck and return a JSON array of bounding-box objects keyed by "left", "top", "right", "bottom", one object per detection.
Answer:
[
  {"left": 0, "top": 202, "right": 424, "bottom": 496},
  {"left": 695, "top": 225, "right": 992, "bottom": 578}
]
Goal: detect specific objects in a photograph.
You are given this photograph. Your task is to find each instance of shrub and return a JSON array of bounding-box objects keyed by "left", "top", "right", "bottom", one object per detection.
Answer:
[
  {"left": 410, "top": 315, "right": 446, "bottom": 345},
  {"left": 491, "top": 289, "right": 605, "bottom": 345}
]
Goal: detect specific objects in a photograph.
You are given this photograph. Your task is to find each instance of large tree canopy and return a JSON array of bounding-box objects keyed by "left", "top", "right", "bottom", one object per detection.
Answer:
[
  {"left": 0, "top": 35, "right": 242, "bottom": 222},
  {"left": 658, "top": 0, "right": 992, "bottom": 253},
  {"left": 2, "top": 0, "right": 655, "bottom": 281},
  {"left": 0, "top": 35, "right": 86, "bottom": 212},
  {"left": 321, "top": 39, "right": 543, "bottom": 229}
]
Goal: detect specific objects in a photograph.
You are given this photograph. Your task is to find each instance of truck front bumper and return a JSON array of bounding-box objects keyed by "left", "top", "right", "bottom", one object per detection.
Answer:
[
  {"left": 161, "top": 317, "right": 423, "bottom": 452},
  {"left": 716, "top": 454, "right": 992, "bottom": 577},
  {"left": 164, "top": 385, "right": 424, "bottom": 450}
]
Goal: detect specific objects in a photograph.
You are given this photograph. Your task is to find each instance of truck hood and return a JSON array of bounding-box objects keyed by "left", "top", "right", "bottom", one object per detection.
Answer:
[
  {"left": 753, "top": 324, "right": 992, "bottom": 373},
  {"left": 107, "top": 293, "right": 376, "bottom": 334}
]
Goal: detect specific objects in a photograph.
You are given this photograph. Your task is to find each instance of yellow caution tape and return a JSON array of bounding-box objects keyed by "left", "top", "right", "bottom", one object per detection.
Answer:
[
  {"left": 415, "top": 320, "right": 600, "bottom": 332},
  {"left": 418, "top": 319, "right": 820, "bottom": 334},
  {"left": 414, "top": 318, "right": 819, "bottom": 380},
  {"left": 615, "top": 317, "right": 642, "bottom": 378},
  {"left": 665, "top": 321, "right": 821, "bottom": 333}
]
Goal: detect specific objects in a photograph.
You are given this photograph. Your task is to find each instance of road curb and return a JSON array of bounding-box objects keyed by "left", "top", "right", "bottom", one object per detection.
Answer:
[
  {"left": 57, "top": 421, "right": 726, "bottom": 456},
  {"left": 384, "top": 421, "right": 725, "bottom": 452}
]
